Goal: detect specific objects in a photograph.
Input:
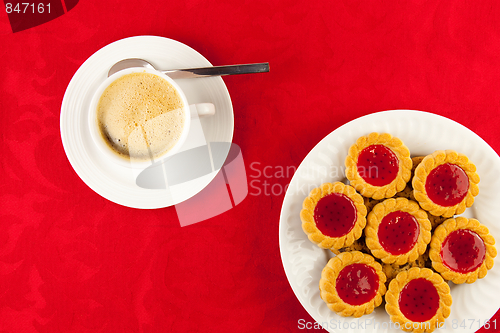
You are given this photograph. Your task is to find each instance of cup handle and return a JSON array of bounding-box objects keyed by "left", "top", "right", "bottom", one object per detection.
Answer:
[{"left": 189, "top": 103, "right": 215, "bottom": 118}]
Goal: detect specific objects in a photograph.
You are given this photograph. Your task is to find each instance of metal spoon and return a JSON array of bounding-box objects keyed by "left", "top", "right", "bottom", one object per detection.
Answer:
[{"left": 108, "top": 58, "right": 269, "bottom": 79}]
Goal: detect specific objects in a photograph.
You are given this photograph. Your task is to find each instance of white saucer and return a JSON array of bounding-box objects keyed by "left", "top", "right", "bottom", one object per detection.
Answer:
[
  {"left": 60, "top": 36, "right": 234, "bottom": 209},
  {"left": 279, "top": 110, "right": 500, "bottom": 333}
]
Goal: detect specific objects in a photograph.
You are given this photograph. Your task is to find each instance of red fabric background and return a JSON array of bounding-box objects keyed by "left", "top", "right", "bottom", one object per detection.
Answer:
[{"left": 1, "top": 0, "right": 500, "bottom": 332}]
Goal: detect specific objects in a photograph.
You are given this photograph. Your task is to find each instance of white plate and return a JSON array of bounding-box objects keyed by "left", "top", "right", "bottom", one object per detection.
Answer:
[
  {"left": 279, "top": 110, "right": 500, "bottom": 333},
  {"left": 60, "top": 36, "right": 234, "bottom": 209}
]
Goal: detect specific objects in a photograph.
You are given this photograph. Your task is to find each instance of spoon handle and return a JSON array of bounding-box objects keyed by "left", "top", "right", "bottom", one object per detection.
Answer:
[{"left": 161, "top": 63, "right": 269, "bottom": 79}]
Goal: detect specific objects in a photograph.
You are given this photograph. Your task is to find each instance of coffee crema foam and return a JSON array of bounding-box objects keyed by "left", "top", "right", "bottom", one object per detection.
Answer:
[{"left": 97, "top": 72, "right": 185, "bottom": 161}]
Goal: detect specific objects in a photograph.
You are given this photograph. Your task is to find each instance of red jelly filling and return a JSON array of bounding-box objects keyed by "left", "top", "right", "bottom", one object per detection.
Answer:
[
  {"left": 336, "top": 263, "right": 379, "bottom": 306},
  {"left": 425, "top": 163, "right": 469, "bottom": 207},
  {"left": 357, "top": 145, "right": 399, "bottom": 186},
  {"left": 399, "top": 278, "right": 439, "bottom": 322},
  {"left": 440, "top": 229, "right": 486, "bottom": 273},
  {"left": 378, "top": 211, "right": 420, "bottom": 255},
  {"left": 314, "top": 193, "right": 357, "bottom": 238}
]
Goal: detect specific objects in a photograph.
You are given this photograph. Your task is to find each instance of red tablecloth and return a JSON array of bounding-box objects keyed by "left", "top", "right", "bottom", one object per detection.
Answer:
[{"left": 1, "top": 1, "right": 500, "bottom": 332}]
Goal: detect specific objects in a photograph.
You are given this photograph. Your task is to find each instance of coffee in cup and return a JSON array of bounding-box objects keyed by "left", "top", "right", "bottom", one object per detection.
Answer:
[
  {"left": 96, "top": 71, "right": 185, "bottom": 161},
  {"left": 89, "top": 67, "right": 215, "bottom": 168}
]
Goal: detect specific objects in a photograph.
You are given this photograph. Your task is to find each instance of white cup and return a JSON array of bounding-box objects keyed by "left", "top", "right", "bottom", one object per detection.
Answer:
[{"left": 88, "top": 67, "right": 215, "bottom": 168}]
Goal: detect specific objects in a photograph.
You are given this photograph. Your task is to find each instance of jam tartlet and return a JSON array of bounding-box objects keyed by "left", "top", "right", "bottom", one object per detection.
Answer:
[
  {"left": 385, "top": 268, "right": 452, "bottom": 333},
  {"left": 320, "top": 251, "right": 386, "bottom": 317},
  {"left": 301, "top": 182, "right": 367, "bottom": 250},
  {"left": 429, "top": 217, "right": 497, "bottom": 284},
  {"left": 412, "top": 150, "right": 479, "bottom": 217},
  {"left": 365, "top": 198, "right": 432, "bottom": 265},
  {"left": 345, "top": 132, "right": 412, "bottom": 200}
]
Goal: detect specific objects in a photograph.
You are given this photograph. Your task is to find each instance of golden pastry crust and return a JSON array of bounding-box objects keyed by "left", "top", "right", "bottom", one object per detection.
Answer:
[
  {"left": 429, "top": 217, "right": 497, "bottom": 284},
  {"left": 385, "top": 268, "right": 452, "bottom": 333},
  {"left": 345, "top": 132, "right": 412, "bottom": 200},
  {"left": 300, "top": 182, "right": 367, "bottom": 250},
  {"left": 394, "top": 185, "right": 415, "bottom": 201},
  {"left": 330, "top": 235, "right": 370, "bottom": 255},
  {"left": 363, "top": 196, "right": 381, "bottom": 214},
  {"left": 319, "top": 251, "right": 386, "bottom": 317},
  {"left": 411, "top": 156, "right": 425, "bottom": 170},
  {"left": 382, "top": 251, "right": 432, "bottom": 286},
  {"left": 365, "top": 198, "right": 432, "bottom": 265},
  {"left": 394, "top": 156, "right": 424, "bottom": 201},
  {"left": 412, "top": 150, "right": 480, "bottom": 217},
  {"left": 427, "top": 213, "right": 447, "bottom": 230}
]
